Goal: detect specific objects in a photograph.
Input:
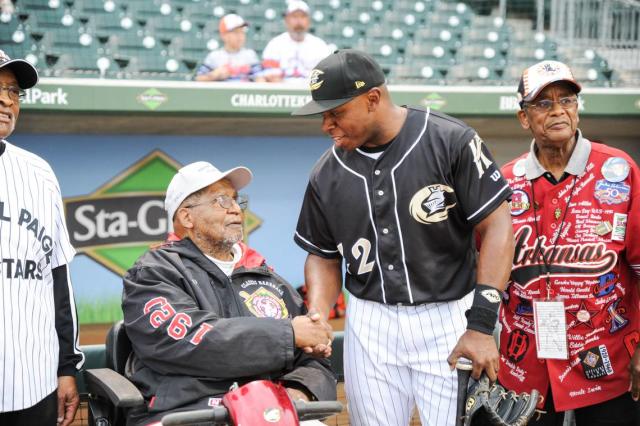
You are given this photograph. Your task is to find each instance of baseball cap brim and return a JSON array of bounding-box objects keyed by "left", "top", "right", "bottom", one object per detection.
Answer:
[
  {"left": 223, "top": 166, "right": 252, "bottom": 191},
  {"left": 0, "top": 59, "right": 38, "bottom": 89},
  {"left": 292, "top": 96, "right": 355, "bottom": 116}
]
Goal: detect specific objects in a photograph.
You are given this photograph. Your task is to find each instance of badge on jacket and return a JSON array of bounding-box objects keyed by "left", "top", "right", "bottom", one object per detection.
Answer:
[{"left": 240, "top": 287, "right": 289, "bottom": 319}]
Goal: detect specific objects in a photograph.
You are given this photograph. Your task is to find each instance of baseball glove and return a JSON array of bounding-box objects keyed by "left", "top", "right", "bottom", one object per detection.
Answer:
[{"left": 463, "top": 373, "right": 540, "bottom": 426}]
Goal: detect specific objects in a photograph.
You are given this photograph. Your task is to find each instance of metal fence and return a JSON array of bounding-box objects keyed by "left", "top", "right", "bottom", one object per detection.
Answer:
[
  {"left": 549, "top": 0, "right": 640, "bottom": 70},
  {"left": 449, "top": 0, "right": 640, "bottom": 85}
]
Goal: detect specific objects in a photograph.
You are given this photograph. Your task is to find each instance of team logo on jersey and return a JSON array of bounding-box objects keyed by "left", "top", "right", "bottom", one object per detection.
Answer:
[
  {"left": 593, "top": 180, "right": 630, "bottom": 205},
  {"left": 593, "top": 273, "right": 616, "bottom": 298},
  {"left": 506, "top": 329, "right": 529, "bottom": 363},
  {"left": 509, "top": 189, "right": 530, "bottom": 216},
  {"left": 409, "top": 184, "right": 456, "bottom": 224},
  {"left": 511, "top": 225, "right": 617, "bottom": 287},
  {"left": 309, "top": 69, "right": 324, "bottom": 91},
  {"left": 239, "top": 287, "right": 289, "bottom": 319},
  {"left": 604, "top": 299, "right": 628, "bottom": 333},
  {"left": 566, "top": 301, "right": 600, "bottom": 329},
  {"left": 579, "top": 345, "right": 613, "bottom": 380},
  {"left": 64, "top": 150, "right": 263, "bottom": 277},
  {"left": 468, "top": 134, "right": 493, "bottom": 179}
]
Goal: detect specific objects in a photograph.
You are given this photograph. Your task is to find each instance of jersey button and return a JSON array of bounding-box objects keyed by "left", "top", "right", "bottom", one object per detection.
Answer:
[
  {"left": 377, "top": 190, "right": 384, "bottom": 196},
  {"left": 550, "top": 223, "right": 557, "bottom": 229},
  {"left": 552, "top": 198, "right": 558, "bottom": 205},
  {"left": 374, "top": 169, "right": 381, "bottom": 175},
  {"left": 382, "top": 228, "right": 389, "bottom": 234},
  {"left": 388, "top": 265, "right": 394, "bottom": 270}
]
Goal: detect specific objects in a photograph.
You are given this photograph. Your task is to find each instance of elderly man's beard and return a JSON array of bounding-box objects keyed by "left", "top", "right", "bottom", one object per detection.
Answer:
[{"left": 194, "top": 229, "right": 243, "bottom": 259}]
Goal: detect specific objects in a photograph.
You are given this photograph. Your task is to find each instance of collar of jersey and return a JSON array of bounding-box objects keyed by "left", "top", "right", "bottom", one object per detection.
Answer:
[{"left": 524, "top": 129, "right": 591, "bottom": 180}]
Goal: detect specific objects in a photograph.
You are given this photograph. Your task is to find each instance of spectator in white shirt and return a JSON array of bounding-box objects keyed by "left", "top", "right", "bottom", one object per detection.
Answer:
[{"left": 261, "top": 1, "right": 332, "bottom": 83}]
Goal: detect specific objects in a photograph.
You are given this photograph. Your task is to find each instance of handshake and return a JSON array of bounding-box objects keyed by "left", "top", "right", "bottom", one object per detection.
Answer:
[{"left": 292, "top": 310, "right": 334, "bottom": 358}]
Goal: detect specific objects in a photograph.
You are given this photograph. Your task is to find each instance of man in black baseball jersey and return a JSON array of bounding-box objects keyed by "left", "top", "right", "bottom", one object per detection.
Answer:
[{"left": 292, "top": 49, "right": 515, "bottom": 426}]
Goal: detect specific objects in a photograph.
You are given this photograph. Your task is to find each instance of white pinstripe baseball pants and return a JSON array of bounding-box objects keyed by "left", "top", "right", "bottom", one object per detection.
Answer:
[{"left": 344, "top": 291, "right": 473, "bottom": 426}]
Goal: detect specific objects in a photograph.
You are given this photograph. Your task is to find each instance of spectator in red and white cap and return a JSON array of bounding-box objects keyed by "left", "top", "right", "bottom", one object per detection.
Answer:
[
  {"left": 261, "top": 0, "right": 331, "bottom": 83},
  {"left": 195, "top": 13, "right": 264, "bottom": 82}
]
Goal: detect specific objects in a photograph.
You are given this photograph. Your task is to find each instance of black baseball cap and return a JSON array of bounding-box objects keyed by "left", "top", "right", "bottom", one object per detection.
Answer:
[
  {"left": 292, "top": 49, "right": 386, "bottom": 116},
  {"left": 0, "top": 49, "right": 38, "bottom": 89}
]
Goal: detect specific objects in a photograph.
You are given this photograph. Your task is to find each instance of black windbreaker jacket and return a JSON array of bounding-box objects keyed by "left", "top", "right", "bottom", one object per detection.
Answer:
[{"left": 122, "top": 238, "right": 336, "bottom": 415}]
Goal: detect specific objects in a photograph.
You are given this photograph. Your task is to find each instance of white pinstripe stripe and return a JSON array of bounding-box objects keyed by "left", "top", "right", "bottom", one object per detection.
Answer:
[
  {"left": 390, "top": 108, "right": 430, "bottom": 304},
  {"left": 331, "top": 148, "right": 387, "bottom": 303},
  {"left": 0, "top": 143, "right": 77, "bottom": 411},
  {"left": 344, "top": 292, "right": 472, "bottom": 426}
]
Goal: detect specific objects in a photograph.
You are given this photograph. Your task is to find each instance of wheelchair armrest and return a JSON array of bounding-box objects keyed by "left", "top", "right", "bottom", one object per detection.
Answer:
[{"left": 84, "top": 368, "right": 145, "bottom": 408}]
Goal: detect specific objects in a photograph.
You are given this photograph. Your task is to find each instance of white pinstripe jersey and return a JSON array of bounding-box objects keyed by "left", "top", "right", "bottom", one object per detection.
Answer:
[
  {"left": 0, "top": 141, "right": 79, "bottom": 411},
  {"left": 295, "top": 108, "right": 512, "bottom": 305}
]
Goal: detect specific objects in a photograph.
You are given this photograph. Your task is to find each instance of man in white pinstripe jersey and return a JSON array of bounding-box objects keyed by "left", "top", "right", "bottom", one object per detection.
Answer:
[
  {"left": 0, "top": 51, "right": 84, "bottom": 426},
  {"left": 292, "top": 50, "right": 515, "bottom": 425}
]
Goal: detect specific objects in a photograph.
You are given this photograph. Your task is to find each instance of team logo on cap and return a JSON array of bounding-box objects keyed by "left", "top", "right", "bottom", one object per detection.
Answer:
[
  {"left": 309, "top": 69, "right": 324, "bottom": 91},
  {"left": 539, "top": 62, "right": 560, "bottom": 74},
  {"left": 355, "top": 80, "right": 365, "bottom": 89},
  {"left": 409, "top": 184, "right": 456, "bottom": 224}
]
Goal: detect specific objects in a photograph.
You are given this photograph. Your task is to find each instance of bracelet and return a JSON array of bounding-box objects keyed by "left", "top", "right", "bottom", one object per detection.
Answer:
[{"left": 466, "top": 284, "right": 501, "bottom": 335}]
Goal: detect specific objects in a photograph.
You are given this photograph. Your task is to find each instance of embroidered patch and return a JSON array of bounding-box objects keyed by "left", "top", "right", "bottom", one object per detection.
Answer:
[
  {"left": 506, "top": 329, "right": 530, "bottom": 363},
  {"left": 509, "top": 189, "right": 530, "bottom": 216},
  {"left": 605, "top": 299, "right": 628, "bottom": 333},
  {"left": 579, "top": 345, "right": 613, "bottom": 380},
  {"left": 409, "top": 184, "right": 457, "bottom": 224},
  {"left": 594, "top": 180, "right": 630, "bottom": 205},
  {"left": 592, "top": 273, "right": 616, "bottom": 298},
  {"left": 611, "top": 213, "right": 627, "bottom": 241},
  {"left": 239, "top": 287, "right": 289, "bottom": 319},
  {"left": 593, "top": 221, "right": 612, "bottom": 236}
]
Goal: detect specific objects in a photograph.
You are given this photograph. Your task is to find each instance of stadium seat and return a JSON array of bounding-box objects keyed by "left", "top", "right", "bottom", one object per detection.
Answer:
[
  {"left": 389, "top": 62, "right": 446, "bottom": 85},
  {"left": 448, "top": 62, "right": 503, "bottom": 85},
  {"left": 313, "top": 21, "right": 363, "bottom": 49}
]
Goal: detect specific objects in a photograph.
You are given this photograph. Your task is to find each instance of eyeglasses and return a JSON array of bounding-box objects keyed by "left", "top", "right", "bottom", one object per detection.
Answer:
[
  {"left": 0, "top": 85, "right": 25, "bottom": 102},
  {"left": 184, "top": 194, "right": 248, "bottom": 211},
  {"left": 523, "top": 96, "right": 578, "bottom": 112}
]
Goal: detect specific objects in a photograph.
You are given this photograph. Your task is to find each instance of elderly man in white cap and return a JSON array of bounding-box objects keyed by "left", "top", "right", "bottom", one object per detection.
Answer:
[
  {"left": 122, "top": 161, "right": 336, "bottom": 425},
  {"left": 497, "top": 60, "right": 640, "bottom": 426},
  {"left": 261, "top": 0, "right": 331, "bottom": 82}
]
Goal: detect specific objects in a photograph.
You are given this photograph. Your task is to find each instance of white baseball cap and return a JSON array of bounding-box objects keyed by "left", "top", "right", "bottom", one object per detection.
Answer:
[
  {"left": 164, "top": 161, "right": 252, "bottom": 221},
  {"left": 517, "top": 60, "right": 581, "bottom": 107},
  {"left": 286, "top": 0, "right": 310, "bottom": 15},
  {"left": 219, "top": 13, "right": 248, "bottom": 34}
]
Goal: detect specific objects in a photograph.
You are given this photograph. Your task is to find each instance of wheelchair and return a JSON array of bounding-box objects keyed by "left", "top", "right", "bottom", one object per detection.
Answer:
[{"left": 83, "top": 321, "right": 343, "bottom": 426}]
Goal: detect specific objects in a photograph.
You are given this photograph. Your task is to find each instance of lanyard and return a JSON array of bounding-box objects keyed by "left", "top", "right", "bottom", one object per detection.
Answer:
[{"left": 530, "top": 175, "right": 578, "bottom": 300}]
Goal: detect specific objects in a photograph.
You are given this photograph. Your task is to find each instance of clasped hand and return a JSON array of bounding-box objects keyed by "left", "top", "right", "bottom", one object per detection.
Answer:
[{"left": 292, "top": 311, "right": 333, "bottom": 358}]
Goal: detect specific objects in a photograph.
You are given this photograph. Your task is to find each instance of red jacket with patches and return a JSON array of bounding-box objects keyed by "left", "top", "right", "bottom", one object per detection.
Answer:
[{"left": 499, "top": 141, "right": 640, "bottom": 411}]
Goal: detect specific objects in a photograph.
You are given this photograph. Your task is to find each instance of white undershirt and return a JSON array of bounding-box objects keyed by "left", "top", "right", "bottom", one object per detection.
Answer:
[{"left": 205, "top": 243, "right": 242, "bottom": 276}]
